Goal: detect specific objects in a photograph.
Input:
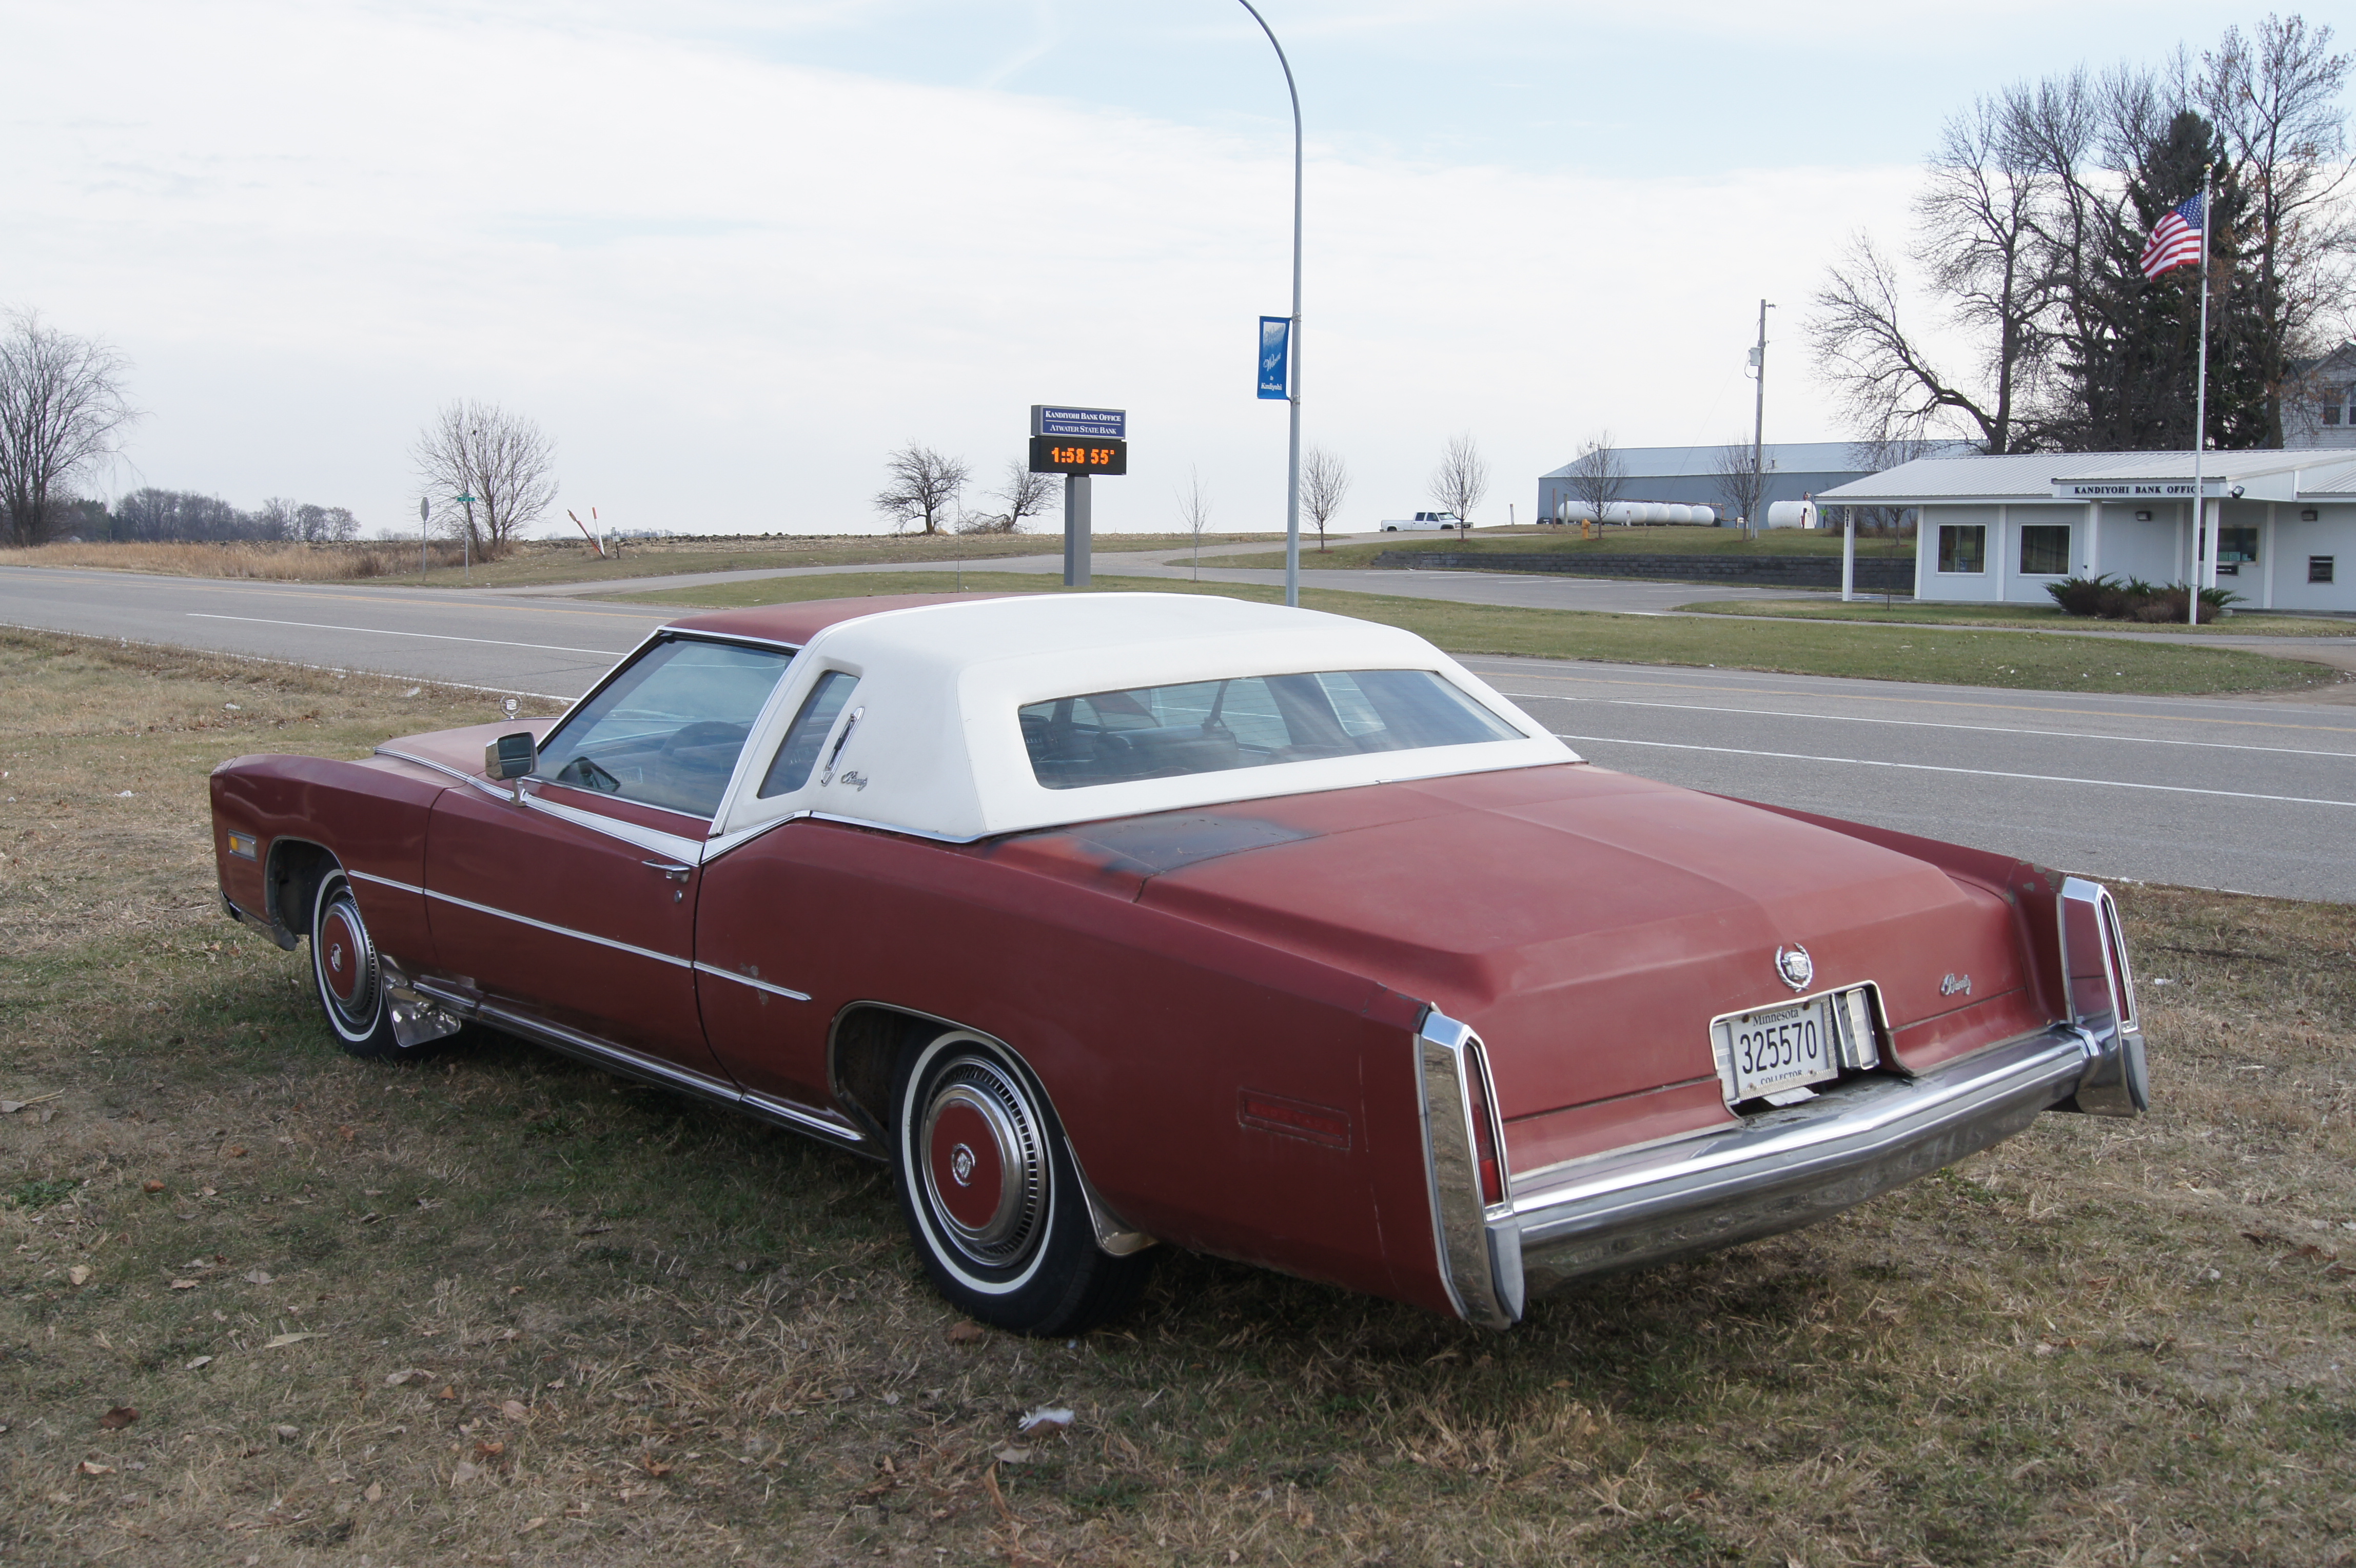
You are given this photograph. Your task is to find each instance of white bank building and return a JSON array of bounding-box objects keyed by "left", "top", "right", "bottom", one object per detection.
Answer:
[{"left": 1818, "top": 449, "right": 2356, "bottom": 613}]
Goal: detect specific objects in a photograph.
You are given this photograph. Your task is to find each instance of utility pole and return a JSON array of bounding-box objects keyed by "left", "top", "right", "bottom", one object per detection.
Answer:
[{"left": 1748, "top": 299, "right": 1774, "bottom": 542}]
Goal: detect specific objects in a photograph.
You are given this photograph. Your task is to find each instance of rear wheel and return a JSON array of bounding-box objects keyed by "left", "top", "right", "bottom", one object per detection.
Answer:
[
  {"left": 890, "top": 1030, "right": 1151, "bottom": 1336},
  {"left": 309, "top": 871, "right": 436, "bottom": 1060}
]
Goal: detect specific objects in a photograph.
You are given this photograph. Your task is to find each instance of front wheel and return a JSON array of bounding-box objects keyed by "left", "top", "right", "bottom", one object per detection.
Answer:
[
  {"left": 890, "top": 1031, "right": 1152, "bottom": 1336},
  {"left": 309, "top": 871, "right": 445, "bottom": 1060}
]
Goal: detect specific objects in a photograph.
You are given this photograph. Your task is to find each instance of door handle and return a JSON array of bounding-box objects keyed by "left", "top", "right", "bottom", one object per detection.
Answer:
[{"left": 643, "top": 860, "right": 692, "bottom": 883}]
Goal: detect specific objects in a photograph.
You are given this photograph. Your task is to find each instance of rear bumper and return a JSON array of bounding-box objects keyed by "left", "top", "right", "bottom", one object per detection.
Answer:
[{"left": 1418, "top": 1013, "right": 2139, "bottom": 1328}]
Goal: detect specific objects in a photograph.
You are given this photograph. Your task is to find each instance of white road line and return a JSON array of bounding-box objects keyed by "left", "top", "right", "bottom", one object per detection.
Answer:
[
  {"left": 1505, "top": 692, "right": 2356, "bottom": 760},
  {"left": 1553, "top": 732, "right": 2356, "bottom": 809},
  {"left": 188, "top": 613, "right": 615, "bottom": 656}
]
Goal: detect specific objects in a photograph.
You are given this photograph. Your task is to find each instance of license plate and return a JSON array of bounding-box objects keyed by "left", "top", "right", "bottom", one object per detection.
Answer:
[{"left": 1713, "top": 992, "right": 1854, "bottom": 1104}]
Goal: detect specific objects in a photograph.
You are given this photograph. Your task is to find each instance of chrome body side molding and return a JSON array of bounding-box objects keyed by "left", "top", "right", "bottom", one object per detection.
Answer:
[
  {"left": 692, "top": 962, "right": 811, "bottom": 1003},
  {"left": 403, "top": 975, "right": 869, "bottom": 1154}
]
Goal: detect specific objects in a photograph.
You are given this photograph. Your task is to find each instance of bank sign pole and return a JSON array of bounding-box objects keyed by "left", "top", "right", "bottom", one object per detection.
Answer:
[{"left": 1029, "top": 405, "right": 1127, "bottom": 587}]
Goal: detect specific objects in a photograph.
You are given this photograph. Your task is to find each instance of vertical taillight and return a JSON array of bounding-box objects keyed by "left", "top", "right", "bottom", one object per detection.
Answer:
[
  {"left": 2099, "top": 890, "right": 2138, "bottom": 1032},
  {"left": 1463, "top": 1043, "right": 1506, "bottom": 1207}
]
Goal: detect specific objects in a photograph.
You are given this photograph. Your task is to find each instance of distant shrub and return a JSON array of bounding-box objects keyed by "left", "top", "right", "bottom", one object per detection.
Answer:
[{"left": 2048, "top": 574, "right": 2240, "bottom": 624}]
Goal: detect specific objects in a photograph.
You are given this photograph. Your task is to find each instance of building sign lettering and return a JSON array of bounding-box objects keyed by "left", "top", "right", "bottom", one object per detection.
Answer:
[{"left": 2051, "top": 481, "right": 2207, "bottom": 499}]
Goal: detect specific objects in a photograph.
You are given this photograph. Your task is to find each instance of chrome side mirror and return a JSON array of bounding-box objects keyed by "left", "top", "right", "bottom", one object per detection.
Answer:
[{"left": 484, "top": 732, "right": 538, "bottom": 781}]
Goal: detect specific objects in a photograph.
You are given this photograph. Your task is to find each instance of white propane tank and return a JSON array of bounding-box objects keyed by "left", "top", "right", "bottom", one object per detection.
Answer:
[
  {"left": 1556, "top": 500, "right": 1598, "bottom": 524},
  {"left": 1687, "top": 503, "right": 1717, "bottom": 525},
  {"left": 1662, "top": 504, "right": 1696, "bottom": 524},
  {"left": 1602, "top": 501, "right": 1644, "bottom": 525},
  {"left": 1766, "top": 499, "right": 1816, "bottom": 529}
]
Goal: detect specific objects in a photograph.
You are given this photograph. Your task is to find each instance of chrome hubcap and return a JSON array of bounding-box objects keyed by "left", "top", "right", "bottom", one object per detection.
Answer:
[
  {"left": 919, "top": 1055, "right": 1045, "bottom": 1267},
  {"left": 318, "top": 888, "right": 380, "bottom": 1031}
]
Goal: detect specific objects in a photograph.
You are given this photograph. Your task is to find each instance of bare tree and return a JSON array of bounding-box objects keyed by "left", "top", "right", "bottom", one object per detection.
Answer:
[
  {"left": 1428, "top": 432, "right": 1489, "bottom": 532},
  {"left": 959, "top": 459, "right": 1055, "bottom": 535},
  {"left": 410, "top": 400, "right": 558, "bottom": 559},
  {"left": 1177, "top": 465, "right": 1212, "bottom": 580},
  {"left": 1712, "top": 440, "right": 1769, "bottom": 533},
  {"left": 1564, "top": 432, "right": 1628, "bottom": 525},
  {"left": 0, "top": 310, "right": 139, "bottom": 547},
  {"left": 1809, "top": 79, "right": 2082, "bottom": 456},
  {"left": 1300, "top": 445, "right": 1350, "bottom": 551},
  {"left": 2200, "top": 16, "right": 2356, "bottom": 444},
  {"left": 872, "top": 442, "right": 970, "bottom": 535}
]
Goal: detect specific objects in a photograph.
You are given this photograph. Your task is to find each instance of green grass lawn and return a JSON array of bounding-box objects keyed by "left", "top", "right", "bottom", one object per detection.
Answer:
[
  {"left": 1215, "top": 525, "right": 1910, "bottom": 570},
  {"left": 602, "top": 571, "right": 2345, "bottom": 697},
  {"left": 1675, "top": 597, "right": 2356, "bottom": 637},
  {"left": 6, "top": 630, "right": 2352, "bottom": 1566}
]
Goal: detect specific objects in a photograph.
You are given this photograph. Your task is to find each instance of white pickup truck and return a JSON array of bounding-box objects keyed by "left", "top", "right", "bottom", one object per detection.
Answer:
[{"left": 1379, "top": 511, "right": 1464, "bottom": 532}]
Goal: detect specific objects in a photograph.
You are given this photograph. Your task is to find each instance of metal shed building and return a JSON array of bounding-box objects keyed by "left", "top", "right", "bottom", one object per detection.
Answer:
[{"left": 1818, "top": 449, "right": 2356, "bottom": 612}]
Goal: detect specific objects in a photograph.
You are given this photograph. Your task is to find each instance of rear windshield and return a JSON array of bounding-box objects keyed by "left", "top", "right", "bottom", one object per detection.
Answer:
[{"left": 1019, "top": 670, "right": 1520, "bottom": 790}]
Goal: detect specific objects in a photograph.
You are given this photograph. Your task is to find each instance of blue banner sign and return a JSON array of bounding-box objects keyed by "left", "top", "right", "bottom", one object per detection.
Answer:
[
  {"left": 1032, "top": 405, "right": 1127, "bottom": 440},
  {"left": 1258, "top": 316, "right": 1291, "bottom": 400}
]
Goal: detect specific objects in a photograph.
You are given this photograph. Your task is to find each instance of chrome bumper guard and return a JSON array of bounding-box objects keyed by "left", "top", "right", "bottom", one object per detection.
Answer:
[{"left": 1419, "top": 1011, "right": 2138, "bottom": 1329}]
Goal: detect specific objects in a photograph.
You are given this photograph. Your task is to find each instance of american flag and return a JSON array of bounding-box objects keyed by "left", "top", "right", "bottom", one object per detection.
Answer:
[{"left": 2141, "top": 192, "right": 2205, "bottom": 280}]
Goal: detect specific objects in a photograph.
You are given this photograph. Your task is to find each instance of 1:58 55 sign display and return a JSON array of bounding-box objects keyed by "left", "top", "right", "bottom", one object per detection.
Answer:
[{"left": 1028, "top": 436, "right": 1128, "bottom": 476}]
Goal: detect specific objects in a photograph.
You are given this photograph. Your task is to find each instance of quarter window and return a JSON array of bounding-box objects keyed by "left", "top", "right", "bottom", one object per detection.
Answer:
[
  {"left": 2018, "top": 524, "right": 2070, "bottom": 576},
  {"left": 533, "top": 638, "right": 792, "bottom": 818},
  {"left": 759, "top": 671, "right": 859, "bottom": 797},
  {"left": 1937, "top": 524, "right": 1986, "bottom": 574}
]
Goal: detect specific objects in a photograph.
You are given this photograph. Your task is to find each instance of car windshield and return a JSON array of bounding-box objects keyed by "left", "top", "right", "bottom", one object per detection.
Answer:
[
  {"left": 1019, "top": 669, "right": 1521, "bottom": 791},
  {"left": 534, "top": 637, "right": 794, "bottom": 817}
]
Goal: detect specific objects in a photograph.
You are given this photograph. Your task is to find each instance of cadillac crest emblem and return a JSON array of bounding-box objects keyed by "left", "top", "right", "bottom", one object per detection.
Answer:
[{"left": 1775, "top": 944, "right": 1814, "bottom": 992}]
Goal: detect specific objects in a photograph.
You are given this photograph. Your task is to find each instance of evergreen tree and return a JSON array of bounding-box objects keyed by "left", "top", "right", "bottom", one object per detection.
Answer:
[{"left": 2057, "top": 111, "right": 2269, "bottom": 450}]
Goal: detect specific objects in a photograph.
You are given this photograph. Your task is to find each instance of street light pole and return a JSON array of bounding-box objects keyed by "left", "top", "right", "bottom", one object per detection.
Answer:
[{"left": 1235, "top": 0, "right": 1303, "bottom": 607}]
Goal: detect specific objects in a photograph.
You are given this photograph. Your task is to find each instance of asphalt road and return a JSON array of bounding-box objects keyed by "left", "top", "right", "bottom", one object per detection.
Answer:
[{"left": 6, "top": 562, "right": 2354, "bottom": 902}]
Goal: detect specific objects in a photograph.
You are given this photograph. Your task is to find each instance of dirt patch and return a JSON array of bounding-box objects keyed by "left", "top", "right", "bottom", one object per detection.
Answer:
[{"left": 2, "top": 630, "right": 2351, "bottom": 1564}]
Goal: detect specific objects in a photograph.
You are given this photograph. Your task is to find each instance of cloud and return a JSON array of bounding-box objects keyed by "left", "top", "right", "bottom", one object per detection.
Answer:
[{"left": 5, "top": 0, "right": 1925, "bottom": 536}]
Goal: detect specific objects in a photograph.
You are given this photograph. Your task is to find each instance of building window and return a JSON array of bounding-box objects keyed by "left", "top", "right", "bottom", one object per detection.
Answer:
[
  {"left": 2325, "top": 386, "right": 2349, "bottom": 426},
  {"left": 2312, "top": 556, "right": 2337, "bottom": 585},
  {"left": 1938, "top": 524, "right": 1986, "bottom": 574},
  {"left": 2018, "top": 524, "right": 2070, "bottom": 575}
]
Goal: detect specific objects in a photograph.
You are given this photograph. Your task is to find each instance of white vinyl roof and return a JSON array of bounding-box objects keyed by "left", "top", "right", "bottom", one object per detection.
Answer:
[{"left": 709, "top": 594, "right": 1577, "bottom": 842}]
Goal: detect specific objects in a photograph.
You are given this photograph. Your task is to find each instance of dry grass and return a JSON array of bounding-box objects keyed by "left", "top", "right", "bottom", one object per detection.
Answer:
[
  {"left": 5, "top": 540, "right": 464, "bottom": 581},
  {"left": 3, "top": 533, "right": 1279, "bottom": 591},
  {"left": 3, "top": 628, "right": 2353, "bottom": 1566}
]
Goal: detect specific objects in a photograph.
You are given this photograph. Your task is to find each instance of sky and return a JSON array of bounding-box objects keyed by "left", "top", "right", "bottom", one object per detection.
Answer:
[{"left": 3, "top": 0, "right": 2319, "bottom": 538}]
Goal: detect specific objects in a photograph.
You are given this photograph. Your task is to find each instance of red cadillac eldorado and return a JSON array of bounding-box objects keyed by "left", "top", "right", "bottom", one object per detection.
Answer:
[{"left": 209, "top": 593, "right": 2148, "bottom": 1334}]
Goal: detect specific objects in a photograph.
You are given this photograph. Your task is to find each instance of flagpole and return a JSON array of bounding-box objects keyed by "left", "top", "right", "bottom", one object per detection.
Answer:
[{"left": 2188, "top": 163, "right": 2212, "bottom": 627}]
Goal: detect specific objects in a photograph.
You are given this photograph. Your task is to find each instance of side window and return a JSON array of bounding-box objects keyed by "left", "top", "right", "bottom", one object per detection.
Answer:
[
  {"left": 1938, "top": 524, "right": 1986, "bottom": 574},
  {"left": 532, "top": 638, "right": 792, "bottom": 818},
  {"left": 759, "top": 671, "right": 858, "bottom": 798}
]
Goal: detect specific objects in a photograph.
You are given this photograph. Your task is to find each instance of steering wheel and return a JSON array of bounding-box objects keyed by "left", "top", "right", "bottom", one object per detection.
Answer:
[
  {"left": 659, "top": 721, "right": 750, "bottom": 761},
  {"left": 554, "top": 755, "right": 621, "bottom": 793}
]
